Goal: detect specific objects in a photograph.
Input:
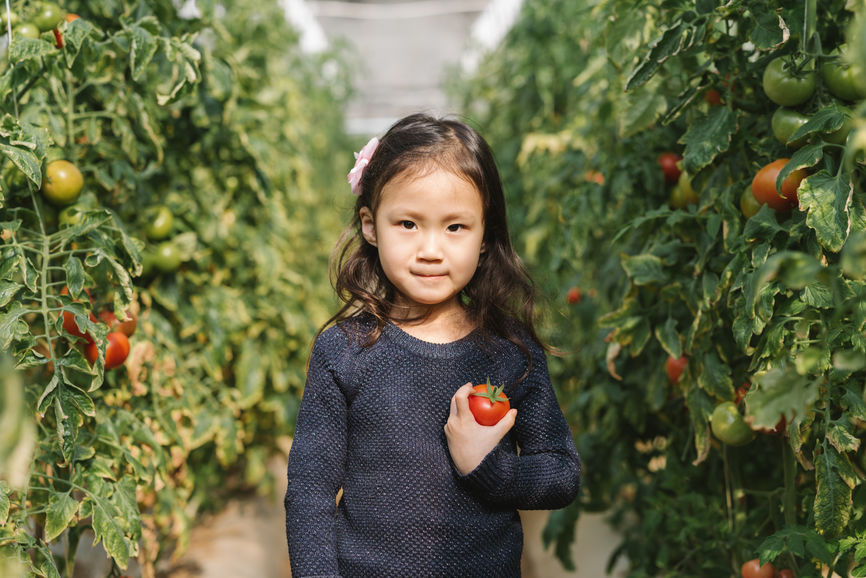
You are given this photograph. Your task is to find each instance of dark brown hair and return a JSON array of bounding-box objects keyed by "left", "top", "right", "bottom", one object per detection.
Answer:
[{"left": 324, "top": 113, "right": 541, "bottom": 356}]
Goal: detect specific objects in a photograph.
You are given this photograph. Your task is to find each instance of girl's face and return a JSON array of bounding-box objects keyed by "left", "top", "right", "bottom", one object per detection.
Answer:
[{"left": 360, "top": 168, "right": 485, "bottom": 320}]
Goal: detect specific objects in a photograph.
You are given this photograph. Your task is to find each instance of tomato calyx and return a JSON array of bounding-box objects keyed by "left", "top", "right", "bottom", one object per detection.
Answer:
[{"left": 470, "top": 378, "right": 508, "bottom": 405}]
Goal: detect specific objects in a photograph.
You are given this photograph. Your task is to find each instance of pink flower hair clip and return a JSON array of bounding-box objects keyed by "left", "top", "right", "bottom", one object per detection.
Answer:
[{"left": 347, "top": 137, "right": 379, "bottom": 196}]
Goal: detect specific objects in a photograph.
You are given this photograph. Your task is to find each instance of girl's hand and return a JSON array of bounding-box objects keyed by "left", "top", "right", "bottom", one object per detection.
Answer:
[{"left": 444, "top": 382, "right": 517, "bottom": 475}]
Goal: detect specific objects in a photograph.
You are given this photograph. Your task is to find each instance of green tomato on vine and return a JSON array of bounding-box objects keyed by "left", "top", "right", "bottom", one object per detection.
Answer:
[{"left": 763, "top": 57, "right": 816, "bottom": 107}]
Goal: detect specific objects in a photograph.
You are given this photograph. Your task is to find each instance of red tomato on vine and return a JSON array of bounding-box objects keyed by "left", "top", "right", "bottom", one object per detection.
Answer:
[{"left": 740, "top": 558, "right": 775, "bottom": 578}]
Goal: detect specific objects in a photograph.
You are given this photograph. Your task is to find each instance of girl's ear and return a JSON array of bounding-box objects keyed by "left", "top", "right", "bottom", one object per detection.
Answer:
[{"left": 359, "top": 207, "right": 377, "bottom": 246}]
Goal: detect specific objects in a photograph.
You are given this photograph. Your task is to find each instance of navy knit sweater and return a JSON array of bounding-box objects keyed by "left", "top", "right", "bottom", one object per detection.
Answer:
[{"left": 284, "top": 315, "right": 581, "bottom": 577}]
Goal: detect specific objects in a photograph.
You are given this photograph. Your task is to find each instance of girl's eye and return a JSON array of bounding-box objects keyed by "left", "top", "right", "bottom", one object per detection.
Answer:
[
  {"left": 447, "top": 224, "right": 464, "bottom": 232},
  {"left": 399, "top": 220, "right": 416, "bottom": 230}
]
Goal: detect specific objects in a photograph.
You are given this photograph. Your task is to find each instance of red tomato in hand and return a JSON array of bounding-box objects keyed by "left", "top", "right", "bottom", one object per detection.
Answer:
[
  {"left": 468, "top": 380, "right": 510, "bottom": 426},
  {"left": 658, "top": 152, "right": 683, "bottom": 185},
  {"left": 86, "top": 331, "right": 131, "bottom": 369},
  {"left": 751, "top": 158, "right": 807, "bottom": 212},
  {"left": 665, "top": 355, "right": 688, "bottom": 384}
]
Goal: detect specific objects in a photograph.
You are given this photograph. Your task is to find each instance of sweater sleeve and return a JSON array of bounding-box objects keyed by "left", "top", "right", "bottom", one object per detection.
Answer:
[
  {"left": 284, "top": 332, "right": 347, "bottom": 577},
  {"left": 457, "top": 342, "right": 581, "bottom": 510}
]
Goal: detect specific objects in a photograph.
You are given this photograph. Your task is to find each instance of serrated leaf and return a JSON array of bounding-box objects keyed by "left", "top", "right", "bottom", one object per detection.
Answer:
[
  {"left": 697, "top": 350, "right": 734, "bottom": 399},
  {"left": 0, "top": 143, "right": 41, "bottom": 189},
  {"left": 64, "top": 255, "right": 85, "bottom": 295},
  {"left": 626, "top": 23, "right": 688, "bottom": 91},
  {"left": 0, "top": 279, "right": 22, "bottom": 308},
  {"left": 749, "top": 10, "right": 790, "bottom": 50},
  {"left": 90, "top": 494, "right": 130, "bottom": 569},
  {"left": 745, "top": 367, "right": 819, "bottom": 430},
  {"left": 798, "top": 170, "right": 854, "bottom": 252},
  {"left": 44, "top": 492, "right": 79, "bottom": 542},
  {"left": 756, "top": 526, "right": 834, "bottom": 565},
  {"left": 129, "top": 24, "right": 158, "bottom": 81},
  {"left": 827, "top": 423, "right": 861, "bottom": 454},
  {"left": 7, "top": 37, "right": 57, "bottom": 63},
  {"left": 621, "top": 253, "right": 666, "bottom": 285},
  {"left": 654, "top": 317, "right": 681, "bottom": 358},
  {"left": 789, "top": 106, "right": 849, "bottom": 144},
  {"left": 686, "top": 387, "right": 714, "bottom": 465},
  {"left": 782, "top": 143, "right": 824, "bottom": 178},
  {"left": 679, "top": 106, "right": 737, "bottom": 173},
  {"left": 815, "top": 446, "right": 853, "bottom": 538}
]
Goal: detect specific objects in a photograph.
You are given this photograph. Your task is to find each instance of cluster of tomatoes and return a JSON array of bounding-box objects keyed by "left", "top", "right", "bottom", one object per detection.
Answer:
[
  {"left": 0, "top": 2, "right": 76, "bottom": 47},
  {"left": 60, "top": 287, "right": 135, "bottom": 371},
  {"left": 658, "top": 151, "right": 700, "bottom": 209},
  {"left": 742, "top": 50, "right": 863, "bottom": 217}
]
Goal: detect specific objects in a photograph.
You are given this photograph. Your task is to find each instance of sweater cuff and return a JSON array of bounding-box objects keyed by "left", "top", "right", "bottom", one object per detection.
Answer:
[{"left": 457, "top": 442, "right": 517, "bottom": 496}]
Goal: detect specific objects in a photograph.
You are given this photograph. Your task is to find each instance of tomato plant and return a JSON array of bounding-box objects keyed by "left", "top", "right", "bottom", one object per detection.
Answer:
[
  {"left": 566, "top": 286, "right": 582, "bottom": 304},
  {"left": 455, "top": 0, "right": 866, "bottom": 575},
  {"left": 0, "top": 0, "right": 352, "bottom": 574},
  {"left": 468, "top": 380, "right": 510, "bottom": 426}
]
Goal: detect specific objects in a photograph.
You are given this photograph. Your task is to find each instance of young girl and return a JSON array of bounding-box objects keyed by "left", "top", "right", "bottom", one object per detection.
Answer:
[{"left": 284, "top": 113, "right": 580, "bottom": 577}]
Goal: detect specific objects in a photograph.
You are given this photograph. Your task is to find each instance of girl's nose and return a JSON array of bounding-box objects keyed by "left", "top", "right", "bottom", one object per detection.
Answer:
[{"left": 417, "top": 232, "right": 443, "bottom": 260}]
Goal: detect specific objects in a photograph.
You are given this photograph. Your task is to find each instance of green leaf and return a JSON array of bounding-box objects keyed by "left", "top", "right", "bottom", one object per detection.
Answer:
[
  {"left": 621, "top": 253, "right": 666, "bottom": 285},
  {"left": 782, "top": 142, "right": 824, "bottom": 177},
  {"left": 7, "top": 37, "right": 57, "bottom": 63},
  {"left": 0, "top": 144, "right": 41, "bottom": 189},
  {"left": 815, "top": 445, "right": 854, "bottom": 538},
  {"left": 745, "top": 367, "right": 819, "bottom": 430},
  {"left": 756, "top": 525, "right": 834, "bottom": 565},
  {"left": 128, "top": 24, "right": 158, "bottom": 81},
  {"left": 90, "top": 493, "right": 131, "bottom": 570},
  {"left": 826, "top": 422, "right": 860, "bottom": 454},
  {"left": 697, "top": 350, "right": 734, "bottom": 400},
  {"left": 679, "top": 106, "right": 737, "bottom": 174},
  {"left": 0, "top": 482, "right": 10, "bottom": 524},
  {"left": 654, "top": 317, "right": 681, "bottom": 358},
  {"left": 789, "top": 106, "right": 849, "bottom": 144},
  {"left": 0, "top": 280, "right": 22, "bottom": 308},
  {"left": 626, "top": 23, "right": 690, "bottom": 91},
  {"left": 749, "top": 10, "right": 790, "bottom": 50},
  {"left": 798, "top": 170, "right": 854, "bottom": 252},
  {"left": 64, "top": 255, "right": 85, "bottom": 295},
  {"left": 44, "top": 492, "right": 79, "bottom": 542}
]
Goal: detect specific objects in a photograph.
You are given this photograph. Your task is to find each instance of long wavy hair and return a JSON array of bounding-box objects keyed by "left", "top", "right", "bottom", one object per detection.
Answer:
[{"left": 324, "top": 113, "right": 542, "bottom": 357}]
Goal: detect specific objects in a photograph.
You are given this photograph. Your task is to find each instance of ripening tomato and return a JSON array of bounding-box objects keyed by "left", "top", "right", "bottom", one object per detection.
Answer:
[
  {"left": 771, "top": 108, "right": 809, "bottom": 148},
  {"left": 62, "top": 309, "right": 97, "bottom": 340},
  {"left": 657, "top": 152, "right": 682, "bottom": 185},
  {"left": 14, "top": 22, "right": 40, "bottom": 39},
  {"left": 566, "top": 287, "right": 582, "bottom": 304},
  {"left": 762, "top": 57, "right": 815, "bottom": 107},
  {"left": 740, "top": 186, "right": 762, "bottom": 218},
  {"left": 468, "top": 380, "right": 510, "bottom": 426},
  {"left": 711, "top": 402, "right": 755, "bottom": 446},
  {"left": 776, "top": 570, "right": 795, "bottom": 578},
  {"left": 704, "top": 88, "right": 723, "bottom": 106},
  {"left": 86, "top": 331, "right": 130, "bottom": 369},
  {"left": 99, "top": 309, "right": 137, "bottom": 337},
  {"left": 751, "top": 159, "right": 807, "bottom": 212},
  {"left": 33, "top": 2, "right": 65, "bottom": 31},
  {"left": 42, "top": 160, "right": 84, "bottom": 206},
  {"left": 822, "top": 50, "right": 866, "bottom": 102},
  {"left": 740, "top": 558, "right": 775, "bottom": 578},
  {"left": 665, "top": 355, "right": 688, "bottom": 384},
  {"left": 146, "top": 205, "right": 174, "bottom": 240}
]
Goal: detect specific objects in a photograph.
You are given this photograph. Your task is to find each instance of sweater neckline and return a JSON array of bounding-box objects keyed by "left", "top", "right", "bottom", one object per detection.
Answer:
[{"left": 383, "top": 321, "right": 480, "bottom": 359}]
